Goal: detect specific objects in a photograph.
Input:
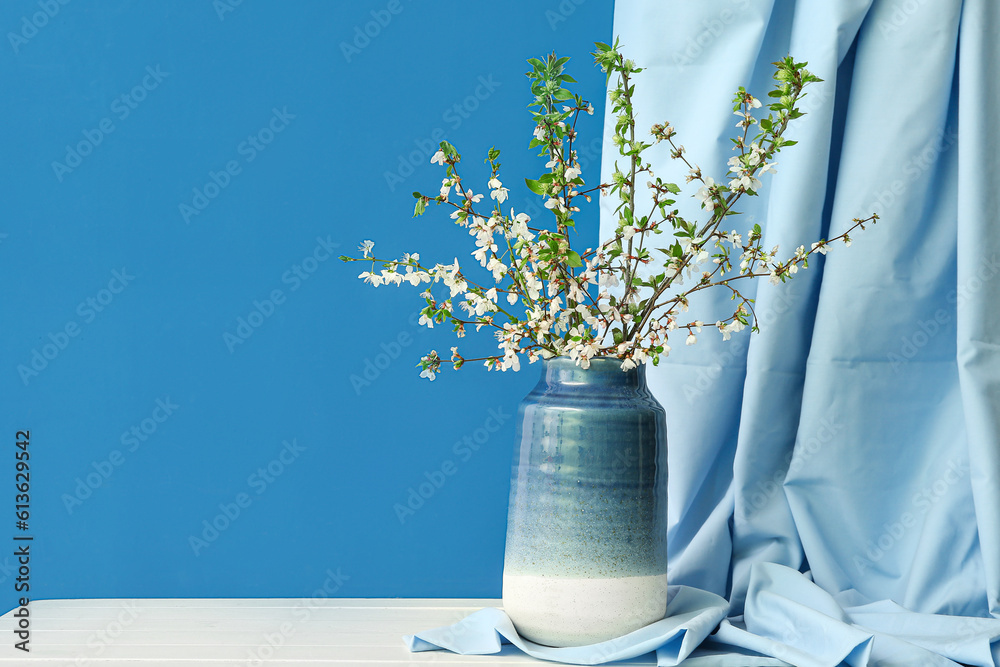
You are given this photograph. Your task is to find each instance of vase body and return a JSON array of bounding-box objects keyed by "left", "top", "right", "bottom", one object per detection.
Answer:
[{"left": 501, "top": 357, "right": 668, "bottom": 647}]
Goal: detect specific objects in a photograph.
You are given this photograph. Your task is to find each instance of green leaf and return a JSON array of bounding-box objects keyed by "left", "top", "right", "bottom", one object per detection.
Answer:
[
  {"left": 525, "top": 178, "right": 546, "bottom": 195},
  {"left": 665, "top": 183, "right": 681, "bottom": 195},
  {"left": 413, "top": 198, "right": 426, "bottom": 217},
  {"left": 566, "top": 251, "right": 583, "bottom": 268},
  {"left": 488, "top": 147, "right": 500, "bottom": 161}
]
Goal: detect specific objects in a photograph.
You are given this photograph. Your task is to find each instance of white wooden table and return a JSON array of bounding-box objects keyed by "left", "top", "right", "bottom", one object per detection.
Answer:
[{"left": 0, "top": 598, "right": 659, "bottom": 665}]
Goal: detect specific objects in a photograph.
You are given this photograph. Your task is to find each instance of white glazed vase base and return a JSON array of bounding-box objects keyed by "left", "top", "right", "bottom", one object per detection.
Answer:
[{"left": 501, "top": 572, "right": 669, "bottom": 647}]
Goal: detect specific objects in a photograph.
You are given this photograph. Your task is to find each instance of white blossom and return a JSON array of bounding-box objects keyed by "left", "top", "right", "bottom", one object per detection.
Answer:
[
  {"left": 359, "top": 271, "right": 382, "bottom": 286},
  {"left": 717, "top": 320, "right": 731, "bottom": 341},
  {"left": 545, "top": 196, "right": 568, "bottom": 213},
  {"left": 488, "top": 177, "right": 509, "bottom": 203},
  {"left": 486, "top": 256, "right": 507, "bottom": 281},
  {"left": 695, "top": 177, "right": 717, "bottom": 211}
]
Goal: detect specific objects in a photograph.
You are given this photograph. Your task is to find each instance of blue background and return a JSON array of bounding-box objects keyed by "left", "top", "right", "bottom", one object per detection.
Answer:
[{"left": 0, "top": 0, "right": 614, "bottom": 609}]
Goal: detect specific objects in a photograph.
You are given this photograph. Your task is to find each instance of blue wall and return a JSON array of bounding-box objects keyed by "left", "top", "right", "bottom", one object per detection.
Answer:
[{"left": 0, "top": 0, "right": 613, "bottom": 607}]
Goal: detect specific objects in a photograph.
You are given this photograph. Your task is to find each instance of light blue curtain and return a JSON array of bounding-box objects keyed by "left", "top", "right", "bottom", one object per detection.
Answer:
[{"left": 604, "top": 0, "right": 1000, "bottom": 663}]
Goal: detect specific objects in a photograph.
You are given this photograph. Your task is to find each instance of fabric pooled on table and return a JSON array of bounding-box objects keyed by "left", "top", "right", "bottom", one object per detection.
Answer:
[
  {"left": 405, "top": 565, "right": 1000, "bottom": 665},
  {"left": 404, "top": 585, "right": 729, "bottom": 666}
]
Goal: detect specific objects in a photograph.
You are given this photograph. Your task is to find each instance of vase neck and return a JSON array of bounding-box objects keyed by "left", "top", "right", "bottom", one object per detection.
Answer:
[{"left": 540, "top": 357, "right": 644, "bottom": 390}]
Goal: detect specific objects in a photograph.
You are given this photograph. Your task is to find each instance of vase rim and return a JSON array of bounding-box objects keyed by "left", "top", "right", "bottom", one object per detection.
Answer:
[
  {"left": 542, "top": 356, "right": 630, "bottom": 368},
  {"left": 538, "top": 356, "right": 646, "bottom": 389}
]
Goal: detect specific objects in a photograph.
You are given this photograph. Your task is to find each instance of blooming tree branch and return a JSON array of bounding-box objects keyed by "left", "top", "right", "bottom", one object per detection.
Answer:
[{"left": 341, "top": 41, "right": 877, "bottom": 379}]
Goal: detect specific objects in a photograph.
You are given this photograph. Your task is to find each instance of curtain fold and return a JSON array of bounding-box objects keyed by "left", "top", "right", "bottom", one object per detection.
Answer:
[{"left": 604, "top": 0, "right": 1000, "bottom": 661}]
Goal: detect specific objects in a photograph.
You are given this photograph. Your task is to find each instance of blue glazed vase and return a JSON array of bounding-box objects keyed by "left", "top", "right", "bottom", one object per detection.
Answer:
[{"left": 501, "top": 356, "right": 669, "bottom": 647}]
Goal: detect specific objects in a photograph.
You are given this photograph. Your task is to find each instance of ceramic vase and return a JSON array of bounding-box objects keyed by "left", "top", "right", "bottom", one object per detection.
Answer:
[{"left": 501, "top": 356, "right": 668, "bottom": 647}]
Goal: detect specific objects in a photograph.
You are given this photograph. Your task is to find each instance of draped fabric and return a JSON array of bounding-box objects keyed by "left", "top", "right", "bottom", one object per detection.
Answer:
[{"left": 600, "top": 0, "right": 1000, "bottom": 662}]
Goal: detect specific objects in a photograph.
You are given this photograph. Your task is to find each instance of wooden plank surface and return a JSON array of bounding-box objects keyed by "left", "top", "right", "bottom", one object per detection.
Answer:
[{"left": 0, "top": 598, "right": 660, "bottom": 665}]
